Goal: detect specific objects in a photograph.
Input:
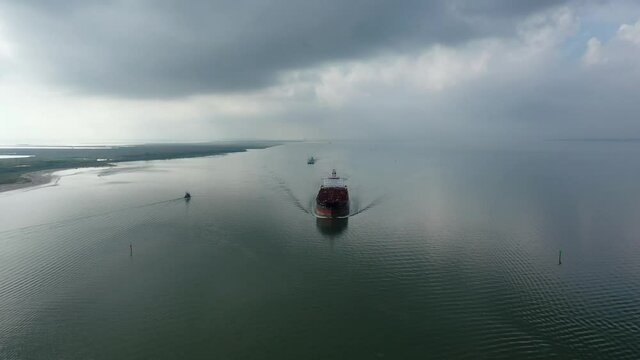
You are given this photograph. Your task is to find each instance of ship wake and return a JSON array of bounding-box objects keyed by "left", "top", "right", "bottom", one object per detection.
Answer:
[
  {"left": 270, "top": 173, "right": 312, "bottom": 215},
  {"left": 348, "top": 195, "right": 385, "bottom": 217}
]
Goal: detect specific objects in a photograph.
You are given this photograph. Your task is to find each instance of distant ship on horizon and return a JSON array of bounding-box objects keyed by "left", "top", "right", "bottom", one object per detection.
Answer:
[
  {"left": 315, "top": 169, "right": 349, "bottom": 218},
  {"left": 307, "top": 156, "right": 316, "bottom": 164}
]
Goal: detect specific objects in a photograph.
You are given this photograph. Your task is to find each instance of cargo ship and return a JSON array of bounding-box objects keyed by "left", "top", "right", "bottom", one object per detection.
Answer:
[{"left": 315, "top": 169, "right": 349, "bottom": 218}]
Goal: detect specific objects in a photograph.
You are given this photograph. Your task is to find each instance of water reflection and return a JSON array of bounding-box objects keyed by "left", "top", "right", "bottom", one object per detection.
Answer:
[
  {"left": 315, "top": 217, "right": 348, "bottom": 237},
  {"left": 3, "top": 142, "right": 640, "bottom": 358}
]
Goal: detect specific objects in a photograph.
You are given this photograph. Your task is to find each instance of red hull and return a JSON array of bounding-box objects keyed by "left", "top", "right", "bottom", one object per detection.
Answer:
[
  {"left": 315, "top": 204, "right": 350, "bottom": 218},
  {"left": 316, "top": 170, "right": 349, "bottom": 218}
]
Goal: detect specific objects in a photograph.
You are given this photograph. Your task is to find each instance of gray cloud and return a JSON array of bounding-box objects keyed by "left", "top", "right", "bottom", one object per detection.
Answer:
[{"left": 0, "top": 0, "right": 567, "bottom": 97}]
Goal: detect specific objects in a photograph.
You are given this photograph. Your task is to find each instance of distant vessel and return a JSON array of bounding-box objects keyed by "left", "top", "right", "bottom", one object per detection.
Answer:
[
  {"left": 184, "top": 192, "right": 191, "bottom": 199},
  {"left": 307, "top": 156, "right": 316, "bottom": 164},
  {"left": 315, "top": 169, "right": 349, "bottom": 218}
]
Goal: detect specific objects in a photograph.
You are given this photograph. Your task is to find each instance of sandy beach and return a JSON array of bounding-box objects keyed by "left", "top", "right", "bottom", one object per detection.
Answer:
[
  {"left": 0, "top": 143, "right": 280, "bottom": 195},
  {"left": 0, "top": 170, "right": 59, "bottom": 193}
]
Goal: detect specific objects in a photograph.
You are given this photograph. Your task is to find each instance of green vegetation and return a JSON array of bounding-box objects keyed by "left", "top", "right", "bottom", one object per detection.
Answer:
[{"left": 0, "top": 142, "right": 280, "bottom": 185}]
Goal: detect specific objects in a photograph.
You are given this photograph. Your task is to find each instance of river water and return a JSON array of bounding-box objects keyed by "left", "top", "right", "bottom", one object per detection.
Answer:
[{"left": 1, "top": 141, "right": 639, "bottom": 359}]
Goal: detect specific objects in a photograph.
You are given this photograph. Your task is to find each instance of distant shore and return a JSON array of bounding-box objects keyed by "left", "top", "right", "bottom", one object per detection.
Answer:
[{"left": 0, "top": 142, "right": 282, "bottom": 194}]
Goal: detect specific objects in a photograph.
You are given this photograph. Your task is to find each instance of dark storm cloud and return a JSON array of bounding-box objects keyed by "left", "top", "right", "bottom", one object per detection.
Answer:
[{"left": 0, "top": 0, "right": 567, "bottom": 97}]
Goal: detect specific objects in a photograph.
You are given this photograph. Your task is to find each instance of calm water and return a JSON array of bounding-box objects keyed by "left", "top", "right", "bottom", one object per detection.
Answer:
[{"left": 1, "top": 141, "right": 639, "bottom": 359}]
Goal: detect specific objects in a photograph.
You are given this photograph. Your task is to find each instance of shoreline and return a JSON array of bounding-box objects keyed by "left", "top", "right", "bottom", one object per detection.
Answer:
[
  {"left": 0, "top": 169, "right": 60, "bottom": 194},
  {"left": 0, "top": 143, "right": 281, "bottom": 194}
]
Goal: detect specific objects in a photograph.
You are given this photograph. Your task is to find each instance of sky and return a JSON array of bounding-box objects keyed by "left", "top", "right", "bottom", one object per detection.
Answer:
[{"left": 0, "top": 0, "right": 639, "bottom": 144}]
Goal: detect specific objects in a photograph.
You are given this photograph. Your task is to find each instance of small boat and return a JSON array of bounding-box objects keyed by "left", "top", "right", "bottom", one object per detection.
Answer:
[
  {"left": 184, "top": 192, "right": 191, "bottom": 199},
  {"left": 315, "top": 169, "right": 349, "bottom": 218},
  {"left": 307, "top": 156, "right": 316, "bottom": 165}
]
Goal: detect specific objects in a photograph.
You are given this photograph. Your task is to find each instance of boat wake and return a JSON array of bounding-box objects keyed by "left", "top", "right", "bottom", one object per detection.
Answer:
[
  {"left": 282, "top": 185, "right": 311, "bottom": 215},
  {"left": 0, "top": 197, "right": 185, "bottom": 234},
  {"left": 270, "top": 173, "right": 312, "bottom": 215},
  {"left": 348, "top": 195, "right": 386, "bottom": 217}
]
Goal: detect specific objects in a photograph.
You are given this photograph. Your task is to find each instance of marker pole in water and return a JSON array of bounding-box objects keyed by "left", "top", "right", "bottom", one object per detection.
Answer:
[
  {"left": 558, "top": 250, "right": 562, "bottom": 265},
  {"left": 130, "top": 243, "right": 133, "bottom": 256}
]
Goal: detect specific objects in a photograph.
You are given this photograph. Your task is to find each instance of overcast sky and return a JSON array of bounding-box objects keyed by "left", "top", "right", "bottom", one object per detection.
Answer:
[{"left": 0, "top": 0, "right": 639, "bottom": 144}]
